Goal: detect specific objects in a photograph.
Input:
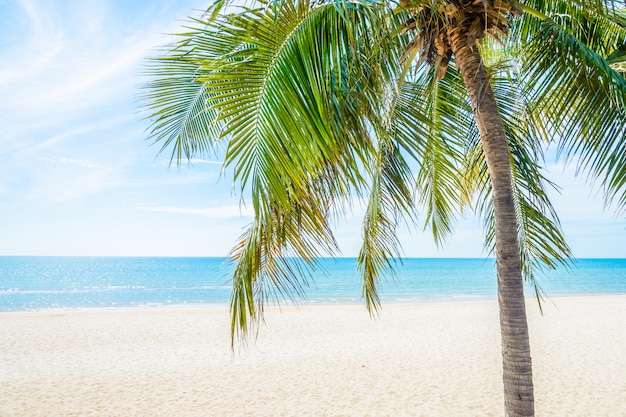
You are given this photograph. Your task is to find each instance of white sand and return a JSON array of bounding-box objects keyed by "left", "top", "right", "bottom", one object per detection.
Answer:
[{"left": 1, "top": 295, "right": 625, "bottom": 416}]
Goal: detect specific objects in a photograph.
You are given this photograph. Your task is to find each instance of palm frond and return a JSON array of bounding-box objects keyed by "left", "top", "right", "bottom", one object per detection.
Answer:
[
  {"left": 229, "top": 181, "right": 339, "bottom": 343},
  {"left": 516, "top": 2, "right": 626, "bottom": 213},
  {"left": 358, "top": 138, "right": 415, "bottom": 313},
  {"left": 142, "top": 32, "right": 223, "bottom": 164},
  {"left": 179, "top": 0, "right": 409, "bottom": 340},
  {"left": 201, "top": 0, "right": 395, "bottom": 204},
  {"left": 409, "top": 65, "right": 470, "bottom": 245},
  {"left": 514, "top": 0, "right": 626, "bottom": 56}
]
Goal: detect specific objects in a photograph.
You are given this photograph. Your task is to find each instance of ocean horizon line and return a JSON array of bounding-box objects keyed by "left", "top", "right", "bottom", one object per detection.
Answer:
[{"left": 1, "top": 255, "right": 625, "bottom": 260}]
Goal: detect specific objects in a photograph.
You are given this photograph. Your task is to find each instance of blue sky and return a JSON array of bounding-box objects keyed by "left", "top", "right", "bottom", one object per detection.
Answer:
[{"left": 0, "top": 0, "right": 624, "bottom": 258}]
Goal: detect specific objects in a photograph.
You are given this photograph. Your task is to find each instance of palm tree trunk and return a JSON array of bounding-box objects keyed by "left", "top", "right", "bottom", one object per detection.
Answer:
[{"left": 448, "top": 32, "right": 535, "bottom": 417}]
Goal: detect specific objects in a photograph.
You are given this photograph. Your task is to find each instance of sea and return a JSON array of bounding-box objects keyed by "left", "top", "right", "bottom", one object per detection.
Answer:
[{"left": 1, "top": 257, "right": 625, "bottom": 311}]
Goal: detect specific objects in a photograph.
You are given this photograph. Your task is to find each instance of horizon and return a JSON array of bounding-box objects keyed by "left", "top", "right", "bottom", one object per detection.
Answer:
[{"left": 1, "top": 255, "right": 625, "bottom": 261}]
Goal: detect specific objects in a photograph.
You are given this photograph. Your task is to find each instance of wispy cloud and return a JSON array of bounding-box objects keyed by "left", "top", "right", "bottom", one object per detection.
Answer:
[
  {"left": 188, "top": 158, "right": 223, "bottom": 165},
  {"left": 5, "top": 113, "right": 139, "bottom": 157},
  {"left": 138, "top": 204, "right": 253, "bottom": 219},
  {"left": 0, "top": 0, "right": 214, "bottom": 206},
  {"left": 41, "top": 157, "right": 103, "bottom": 169},
  {"left": 0, "top": 0, "right": 194, "bottom": 136},
  {"left": 155, "top": 158, "right": 225, "bottom": 168}
]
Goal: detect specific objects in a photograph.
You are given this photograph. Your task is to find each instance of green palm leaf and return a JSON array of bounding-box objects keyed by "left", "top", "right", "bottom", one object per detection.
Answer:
[
  {"left": 142, "top": 40, "right": 221, "bottom": 164},
  {"left": 410, "top": 65, "right": 469, "bottom": 245},
  {"left": 174, "top": 0, "right": 406, "bottom": 339},
  {"left": 515, "top": 1, "right": 626, "bottom": 213},
  {"left": 358, "top": 138, "right": 416, "bottom": 313}
]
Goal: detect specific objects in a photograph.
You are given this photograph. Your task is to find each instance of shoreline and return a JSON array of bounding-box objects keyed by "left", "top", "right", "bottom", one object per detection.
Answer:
[
  {"left": 2, "top": 291, "right": 626, "bottom": 314},
  {"left": 2, "top": 295, "right": 625, "bottom": 416}
]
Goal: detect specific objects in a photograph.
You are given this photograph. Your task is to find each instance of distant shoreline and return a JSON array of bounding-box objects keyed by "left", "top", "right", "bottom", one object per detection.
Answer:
[{"left": 2, "top": 291, "right": 626, "bottom": 314}]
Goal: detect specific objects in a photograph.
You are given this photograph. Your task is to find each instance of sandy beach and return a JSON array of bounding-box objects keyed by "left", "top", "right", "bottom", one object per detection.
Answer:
[{"left": 1, "top": 295, "right": 625, "bottom": 416}]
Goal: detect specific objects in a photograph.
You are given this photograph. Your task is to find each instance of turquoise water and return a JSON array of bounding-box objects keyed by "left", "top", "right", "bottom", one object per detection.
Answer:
[{"left": 0, "top": 257, "right": 625, "bottom": 311}]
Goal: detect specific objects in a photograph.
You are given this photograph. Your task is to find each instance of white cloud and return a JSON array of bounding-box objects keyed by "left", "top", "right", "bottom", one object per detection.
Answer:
[
  {"left": 138, "top": 204, "right": 253, "bottom": 219},
  {"left": 188, "top": 158, "right": 223, "bottom": 165},
  {"left": 155, "top": 158, "right": 225, "bottom": 168},
  {"left": 40, "top": 157, "right": 102, "bottom": 169}
]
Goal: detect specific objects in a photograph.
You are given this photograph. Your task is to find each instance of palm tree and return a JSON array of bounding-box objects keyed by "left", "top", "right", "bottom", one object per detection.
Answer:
[{"left": 142, "top": 1, "right": 626, "bottom": 416}]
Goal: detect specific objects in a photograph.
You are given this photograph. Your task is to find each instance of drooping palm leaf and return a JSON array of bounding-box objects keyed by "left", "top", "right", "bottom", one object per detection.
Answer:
[
  {"left": 229, "top": 183, "right": 339, "bottom": 342},
  {"left": 410, "top": 65, "right": 469, "bottom": 245},
  {"left": 184, "top": 0, "right": 411, "bottom": 339},
  {"left": 514, "top": 1, "right": 626, "bottom": 214},
  {"left": 358, "top": 137, "right": 416, "bottom": 313}
]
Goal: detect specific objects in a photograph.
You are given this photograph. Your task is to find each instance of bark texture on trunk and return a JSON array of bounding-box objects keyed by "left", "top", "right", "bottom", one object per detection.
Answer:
[{"left": 448, "top": 30, "right": 535, "bottom": 417}]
